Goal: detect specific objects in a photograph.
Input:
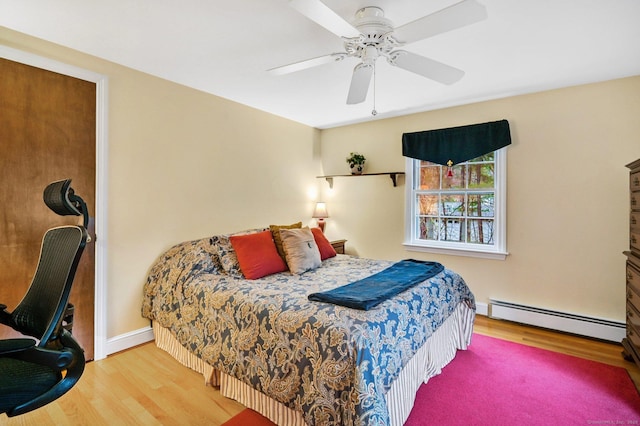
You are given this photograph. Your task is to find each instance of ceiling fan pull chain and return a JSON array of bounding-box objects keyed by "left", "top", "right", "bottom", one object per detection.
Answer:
[{"left": 371, "top": 63, "right": 377, "bottom": 116}]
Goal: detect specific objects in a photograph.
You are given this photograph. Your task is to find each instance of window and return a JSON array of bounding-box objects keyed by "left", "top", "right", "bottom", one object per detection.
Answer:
[{"left": 404, "top": 148, "right": 507, "bottom": 259}]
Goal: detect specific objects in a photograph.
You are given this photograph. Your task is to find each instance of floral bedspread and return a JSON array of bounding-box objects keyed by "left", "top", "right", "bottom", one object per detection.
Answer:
[{"left": 141, "top": 237, "right": 475, "bottom": 426}]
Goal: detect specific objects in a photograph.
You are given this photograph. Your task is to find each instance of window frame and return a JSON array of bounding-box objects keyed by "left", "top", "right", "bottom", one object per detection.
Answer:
[{"left": 403, "top": 148, "right": 508, "bottom": 260}]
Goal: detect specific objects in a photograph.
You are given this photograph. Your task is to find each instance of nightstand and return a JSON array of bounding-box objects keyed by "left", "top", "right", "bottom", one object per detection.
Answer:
[{"left": 330, "top": 239, "right": 346, "bottom": 254}]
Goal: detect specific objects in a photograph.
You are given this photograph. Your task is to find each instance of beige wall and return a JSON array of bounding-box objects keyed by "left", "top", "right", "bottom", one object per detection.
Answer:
[
  {"left": 1, "top": 27, "right": 322, "bottom": 338},
  {"left": 319, "top": 76, "right": 640, "bottom": 322}
]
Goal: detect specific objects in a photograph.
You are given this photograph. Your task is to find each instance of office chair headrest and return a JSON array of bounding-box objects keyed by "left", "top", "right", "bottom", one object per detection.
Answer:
[{"left": 43, "top": 179, "right": 89, "bottom": 228}]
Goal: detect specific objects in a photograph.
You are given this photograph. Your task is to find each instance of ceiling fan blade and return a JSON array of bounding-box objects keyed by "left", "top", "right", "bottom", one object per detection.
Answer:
[
  {"left": 389, "top": 51, "right": 464, "bottom": 85},
  {"left": 346, "top": 63, "right": 374, "bottom": 105},
  {"left": 394, "top": 0, "right": 487, "bottom": 44},
  {"left": 268, "top": 53, "right": 347, "bottom": 76},
  {"left": 290, "top": 0, "right": 360, "bottom": 38}
]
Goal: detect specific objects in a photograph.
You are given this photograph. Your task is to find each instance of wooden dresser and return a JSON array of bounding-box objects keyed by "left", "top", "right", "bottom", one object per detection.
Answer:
[{"left": 623, "top": 159, "right": 640, "bottom": 365}]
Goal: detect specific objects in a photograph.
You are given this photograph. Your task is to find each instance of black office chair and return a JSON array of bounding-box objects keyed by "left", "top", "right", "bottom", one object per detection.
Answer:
[{"left": 0, "top": 179, "right": 89, "bottom": 417}]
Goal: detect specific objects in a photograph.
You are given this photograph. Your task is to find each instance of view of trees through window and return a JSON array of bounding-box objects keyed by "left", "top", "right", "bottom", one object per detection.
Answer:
[{"left": 415, "top": 153, "right": 495, "bottom": 245}]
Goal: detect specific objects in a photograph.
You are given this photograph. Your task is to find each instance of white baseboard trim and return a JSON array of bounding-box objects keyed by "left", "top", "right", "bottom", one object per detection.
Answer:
[
  {"left": 106, "top": 326, "right": 155, "bottom": 356},
  {"left": 475, "top": 302, "right": 489, "bottom": 316}
]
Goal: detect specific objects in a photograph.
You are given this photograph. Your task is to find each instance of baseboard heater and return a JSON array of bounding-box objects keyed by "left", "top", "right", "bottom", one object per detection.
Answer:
[{"left": 489, "top": 299, "right": 625, "bottom": 342}]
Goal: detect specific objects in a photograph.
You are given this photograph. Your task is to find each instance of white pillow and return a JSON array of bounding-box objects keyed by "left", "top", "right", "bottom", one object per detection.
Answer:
[{"left": 280, "top": 227, "right": 322, "bottom": 274}]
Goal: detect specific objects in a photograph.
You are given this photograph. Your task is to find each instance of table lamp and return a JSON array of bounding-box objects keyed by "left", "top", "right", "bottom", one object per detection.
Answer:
[{"left": 312, "top": 202, "right": 329, "bottom": 232}]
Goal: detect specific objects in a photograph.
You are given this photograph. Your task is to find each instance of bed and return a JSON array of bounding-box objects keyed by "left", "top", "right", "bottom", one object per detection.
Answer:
[{"left": 141, "top": 227, "right": 475, "bottom": 426}]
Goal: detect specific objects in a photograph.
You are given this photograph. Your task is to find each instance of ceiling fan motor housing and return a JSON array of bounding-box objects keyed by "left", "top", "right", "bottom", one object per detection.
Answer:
[
  {"left": 344, "top": 7, "right": 399, "bottom": 62},
  {"left": 353, "top": 6, "right": 392, "bottom": 34}
]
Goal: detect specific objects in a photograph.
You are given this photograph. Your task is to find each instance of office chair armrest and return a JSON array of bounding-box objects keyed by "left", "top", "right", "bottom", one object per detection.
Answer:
[
  {"left": 2, "top": 342, "right": 74, "bottom": 371},
  {"left": 58, "top": 329, "right": 84, "bottom": 354},
  {"left": 0, "top": 338, "right": 36, "bottom": 355}
]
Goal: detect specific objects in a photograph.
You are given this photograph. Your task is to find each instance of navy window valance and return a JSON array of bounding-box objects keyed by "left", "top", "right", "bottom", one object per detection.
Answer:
[{"left": 402, "top": 119, "right": 512, "bottom": 166}]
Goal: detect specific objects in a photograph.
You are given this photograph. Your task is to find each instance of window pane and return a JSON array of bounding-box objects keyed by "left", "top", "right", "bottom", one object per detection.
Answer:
[
  {"left": 417, "top": 194, "right": 439, "bottom": 215},
  {"left": 418, "top": 217, "right": 439, "bottom": 240},
  {"left": 442, "top": 164, "right": 466, "bottom": 190},
  {"left": 468, "top": 163, "right": 494, "bottom": 188},
  {"left": 442, "top": 219, "right": 465, "bottom": 242},
  {"left": 467, "top": 219, "right": 494, "bottom": 244},
  {"left": 441, "top": 194, "right": 464, "bottom": 216},
  {"left": 468, "top": 193, "right": 494, "bottom": 217},
  {"left": 419, "top": 165, "right": 440, "bottom": 190},
  {"left": 407, "top": 149, "right": 505, "bottom": 256}
]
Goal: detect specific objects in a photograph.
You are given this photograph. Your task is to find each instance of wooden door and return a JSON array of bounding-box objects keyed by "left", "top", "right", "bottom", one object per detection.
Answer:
[{"left": 0, "top": 58, "right": 96, "bottom": 360}]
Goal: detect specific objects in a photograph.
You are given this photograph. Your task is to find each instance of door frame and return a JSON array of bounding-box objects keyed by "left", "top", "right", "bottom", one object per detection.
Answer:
[{"left": 1, "top": 44, "right": 109, "bottom": 360}]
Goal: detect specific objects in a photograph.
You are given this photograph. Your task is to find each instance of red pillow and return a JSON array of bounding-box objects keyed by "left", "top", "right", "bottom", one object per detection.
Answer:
[
  {"left": 311, "top": 227, "right": 337, "bottom": 260},
  {"left": 230, "top": 230, "right": 287, "bottom": 279}
]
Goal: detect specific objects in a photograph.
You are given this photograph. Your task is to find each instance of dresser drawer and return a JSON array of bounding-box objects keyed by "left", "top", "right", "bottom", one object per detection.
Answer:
[
  {"left": 632, "top": 231, "right": 640, "bottom": 253},
  {"left": 628, "top": 264, "right": 640, "bottom": 307},
  {"left": 632, "top": 171, "right": 640, "bottom": 193},
  {"left": 629, "top": 261, "right": 640, "bottom": 287},
  {"left": 632, "top": 212, "right": 640, "bottom": 232},
  {"left": 628, "top": 319, "right": 640, "bottom": 351},
  {"left": 628, "top": 285, "right": 640, "bottom": 317},
  {"left": 633, "top": 190, "right": 640, "bottom": 212},
  {"left": 628, "top": 300, "right": 640, "bottom": 331}
]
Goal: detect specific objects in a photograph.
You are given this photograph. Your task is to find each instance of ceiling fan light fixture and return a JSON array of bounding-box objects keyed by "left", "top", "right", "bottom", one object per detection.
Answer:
[{"left": 362, "top": 45, "right": 379, "bottom": 65}]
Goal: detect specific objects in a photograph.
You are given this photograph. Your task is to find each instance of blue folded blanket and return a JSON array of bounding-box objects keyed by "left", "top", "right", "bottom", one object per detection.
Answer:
[{"left": 308, "top": 259, "right": 444, "bottom": 310}]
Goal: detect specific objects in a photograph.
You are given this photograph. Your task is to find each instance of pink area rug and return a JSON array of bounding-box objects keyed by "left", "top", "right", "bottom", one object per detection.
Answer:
[
  {"left": 223, "top": 334, "right": 640, "bottom": 425},
  {"left": 406, "top": 333, "right": 640, "bottom": 425}
]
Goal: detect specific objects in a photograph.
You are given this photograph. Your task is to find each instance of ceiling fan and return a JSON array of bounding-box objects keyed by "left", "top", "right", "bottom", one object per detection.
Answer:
[{"left": 269, "top": 0, "right": 487, "bottom": 105}]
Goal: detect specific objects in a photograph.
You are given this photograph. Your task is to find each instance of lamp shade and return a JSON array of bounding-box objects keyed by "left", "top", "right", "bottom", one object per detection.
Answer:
[{"left": 312, "top": 202, "right": 329, "bottom": 219}]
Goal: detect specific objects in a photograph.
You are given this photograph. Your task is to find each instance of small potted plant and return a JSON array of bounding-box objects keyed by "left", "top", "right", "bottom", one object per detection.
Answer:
[{"left": 346, "top": 152, "right": 366, "bottom": 175}]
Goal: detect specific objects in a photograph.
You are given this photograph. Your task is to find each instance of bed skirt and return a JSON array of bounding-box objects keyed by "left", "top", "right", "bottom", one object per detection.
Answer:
[{"left": 152, "top": 301, "right": 475, "bottom": 426}]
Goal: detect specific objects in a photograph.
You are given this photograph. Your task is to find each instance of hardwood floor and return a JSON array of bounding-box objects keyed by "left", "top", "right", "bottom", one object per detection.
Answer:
[{"left": 3, "top": 315, "right": 639, "bottom": 425}]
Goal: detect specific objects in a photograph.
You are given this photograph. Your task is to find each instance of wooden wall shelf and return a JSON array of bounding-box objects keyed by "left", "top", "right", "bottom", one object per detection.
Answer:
[{"left": 317, "top": 172, "right": 405, "bottom": 188}]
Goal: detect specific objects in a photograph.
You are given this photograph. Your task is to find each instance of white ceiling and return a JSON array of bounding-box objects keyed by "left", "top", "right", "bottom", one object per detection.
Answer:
[{"left": 1, "top": 0, "right": 640, "bottom": 129}]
